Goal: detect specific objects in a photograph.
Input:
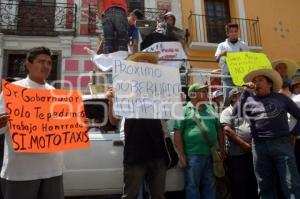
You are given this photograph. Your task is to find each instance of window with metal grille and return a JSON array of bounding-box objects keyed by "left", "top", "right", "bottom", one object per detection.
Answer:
[
  {"left": 204, "top": 0, "right": 231, "bottom": 43},
  {"left": 127, "top": 0, "right": 144, "bottom": 12},
  {"left": 2, "top": 50, "right": 61, "bottom": 88}
]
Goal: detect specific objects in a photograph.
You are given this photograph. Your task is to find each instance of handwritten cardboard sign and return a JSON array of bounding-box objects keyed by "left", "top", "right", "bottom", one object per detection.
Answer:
[
  {"left": 143, "top": 42, "right": 187, "bottom": 68},
  {"left": 2, "top": 80, "right": 90, "bottom": 153},
  {"left": 226, "top": 52, "right": 272, "bottom": 86},
  {"left": 112, "top": 60, "right": 184, "bottom": 119}
]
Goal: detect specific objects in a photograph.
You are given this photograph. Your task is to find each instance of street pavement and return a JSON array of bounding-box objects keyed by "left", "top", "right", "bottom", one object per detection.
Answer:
[
  {"left": 65, "top": 191, "right": 184, "bottom": 199},
  {"left": 65, "top": 195, "right": 121, "bottom": 199}
]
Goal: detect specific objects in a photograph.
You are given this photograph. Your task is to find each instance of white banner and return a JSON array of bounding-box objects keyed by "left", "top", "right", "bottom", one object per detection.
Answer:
[
  {"left": 143, "top": 42, "right": 187, "bottom": 68},
  {"left": 112, "top": 60, "right": 184, "bottom": 119},
  {"left": 90, "top": 51, "right": 129, "bottom": 71}
]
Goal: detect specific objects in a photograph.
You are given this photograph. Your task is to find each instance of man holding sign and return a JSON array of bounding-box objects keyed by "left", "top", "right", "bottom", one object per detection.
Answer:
[
  {"left": 0, "top": 47, "right": 65, "bottom": 199},
  {"left": 215, "top": 22, "right": 249, "bottom": 106},
  {"left": 233, "top": 68, "right": 300, "bottom": 199},
  {"left": 107, "top": 53, "right": 170, "bottom": 199}
]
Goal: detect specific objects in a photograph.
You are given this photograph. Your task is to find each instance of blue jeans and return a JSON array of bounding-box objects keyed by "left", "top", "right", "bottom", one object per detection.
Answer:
[
  {"left": 295, "top": 138, "right": 300, "bottom": 174},
  {"left": 252, "top": 136, "right": 300, "bottom": 199},
  {"left": 184, "top": 155, "right": 216, "bottom": 199},
  {"left": 102, "top": 7, "right": 128, "bottom": 53}
]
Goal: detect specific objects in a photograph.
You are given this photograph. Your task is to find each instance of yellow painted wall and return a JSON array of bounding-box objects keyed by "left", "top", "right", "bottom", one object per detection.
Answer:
[
  {"left": 181, "top": 0, "right": 217, "bottom": 69},
  {"left": 244, "top": 0, "right": 300, "bottom": 65},
  {"left": 229, "top": 0, "right": 238, "bottom": 19}
]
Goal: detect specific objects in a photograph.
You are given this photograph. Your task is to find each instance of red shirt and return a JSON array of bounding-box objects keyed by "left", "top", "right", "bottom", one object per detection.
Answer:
[
  {"left": 205, "top": 79, "right": 222, "bottom": 92},
  {"left": 100, "top": 0, "right": 128, "bottom": 14}
]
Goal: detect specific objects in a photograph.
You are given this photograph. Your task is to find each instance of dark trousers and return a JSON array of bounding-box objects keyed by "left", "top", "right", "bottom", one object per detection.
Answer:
[
  {"left": 225, "top": 152, "right": 258, "bottom": 199},
  {"left": 102, "top": 7, "right": 128, "bottom": 53},
  {"left": 1, "top": 175, "right": 64, "bottom": 199},
  {"left": 0, "top": 134, "right": 4, "bottom": 199},
  {"left": 295, "top": 138, "right": 300, "bottom": 173},
  {"left": 121, "top": 158, "right": 167, "bottom": 199}
]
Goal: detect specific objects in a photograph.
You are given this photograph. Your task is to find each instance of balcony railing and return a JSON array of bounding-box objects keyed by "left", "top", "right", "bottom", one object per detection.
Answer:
[
  {"left": 0, "top": 1, "right": 77, "bottom": 36},
  {"left": 188, "top": 13, "right": 262, "bottom": 48},
  {"left": 88, "top": 6, "right": 167, "bottom": 35}
]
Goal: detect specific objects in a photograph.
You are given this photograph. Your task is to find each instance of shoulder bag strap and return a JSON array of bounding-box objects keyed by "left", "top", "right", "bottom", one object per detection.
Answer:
[
  {"left": 160, "top": 119, "right": 170, "bottom": 138},
  {"left": 192, "top": 114, "right": 214, "bottom": 148}
]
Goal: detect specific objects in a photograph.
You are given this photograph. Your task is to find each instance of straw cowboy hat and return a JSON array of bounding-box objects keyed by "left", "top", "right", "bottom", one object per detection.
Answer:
[
  {"left": 244, "top": 69, "right": 283, "bottom": 92},
  {"left": 272, "top": 59, "right": 299, "bottom": 78},
  {"left": 127, "top": 52, "right": 159, "bottom": 64},
  {"left": 292, "top": 76, "right": 300, "bottom": 86}
]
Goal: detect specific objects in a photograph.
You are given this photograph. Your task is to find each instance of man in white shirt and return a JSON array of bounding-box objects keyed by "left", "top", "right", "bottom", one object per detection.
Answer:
[
  {"left": 0, "top": 47, "right": 64, "bottom": 199},
  {"left": 215, "top": 22, "right": 249, "bottom": 106},
  {"left": 220, "top": 88, "right": 258, "bottom": 199}
]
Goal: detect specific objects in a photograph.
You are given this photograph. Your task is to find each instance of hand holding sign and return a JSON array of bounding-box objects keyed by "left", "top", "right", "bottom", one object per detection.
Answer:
[
  {"left": 226, "top": 52, "right": 272, "bottom": 86},
  {"left": 0, "top": 113, "right": 9, "bottom": 128},
  {"left": 84, "top": 46, "right": 129, "bottom": 72},
  {"left": 2, "top": 80, "right": 90, "bottom": 153}
]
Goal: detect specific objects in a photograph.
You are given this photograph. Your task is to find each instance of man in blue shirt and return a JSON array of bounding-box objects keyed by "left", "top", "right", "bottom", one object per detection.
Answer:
[
  {"left": 128, "top": 9, "right": 143, "bottom": 54},
  {"left": 233, "top": 68, "right": 300, "bottom": 199},
  {"left": 272, "top": 59, "right": 298, "bottom": 96}
]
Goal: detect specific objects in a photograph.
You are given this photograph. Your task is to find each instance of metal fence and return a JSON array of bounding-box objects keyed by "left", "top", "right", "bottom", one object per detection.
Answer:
[
  {"left": 0, "top": 1, "right": 77, "bottom": 36},
  {"left": 188, "top": 13, "right": 261, "bottom": 47},
  {"left": 88, "top": 6, "right": 167, "bottom": 35}
]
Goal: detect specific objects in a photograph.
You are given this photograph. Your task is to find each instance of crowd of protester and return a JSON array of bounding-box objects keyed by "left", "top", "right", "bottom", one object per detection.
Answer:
[
  {"left": 98, "top": 7, "right": 300, "bottom": 198},
  {"left": 0, "top": 1, "right": 299, "bottom": 199},
  {"left": 96, "top": 0, "right": 186, "bottom": 56}
]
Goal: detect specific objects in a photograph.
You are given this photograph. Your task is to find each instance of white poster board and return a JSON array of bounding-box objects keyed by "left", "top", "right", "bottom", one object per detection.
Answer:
[
  {"left": 143, "top": 42, "right": 187, "bottom": 68},
  {"left": 112, "top": 60, "right": 184, "bottom": 119}
]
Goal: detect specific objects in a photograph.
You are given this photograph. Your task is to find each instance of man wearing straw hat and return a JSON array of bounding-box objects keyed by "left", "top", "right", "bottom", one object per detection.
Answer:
[
  {"left": 272, "top": 60, "right": 299, "bottom": 198},
  {"left": 233, "top": 68, "right": 300, "bottom": 199},
  {"left": 289, "top": 76, "right": 300, "bottom": 174},
  {"left": 106, "top": 52, "right": 167, "bottom": 199},
  {"left": 291, "top": 76, "right": 300, "bottom": 96},
  {"left": 272, "top": 59, "right": 298, "bottom": 96}
]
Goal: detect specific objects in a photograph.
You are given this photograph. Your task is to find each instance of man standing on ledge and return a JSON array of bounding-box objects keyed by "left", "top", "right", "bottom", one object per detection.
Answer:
[
  {"left": 215, "top": 22, "right": 249, "bottom": 106},
  {"left": 98, "top": 0, "right": 129, "bottom": 54},
  {"left": 0, "top": 47, "right": 64, "bottom": 199}
]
